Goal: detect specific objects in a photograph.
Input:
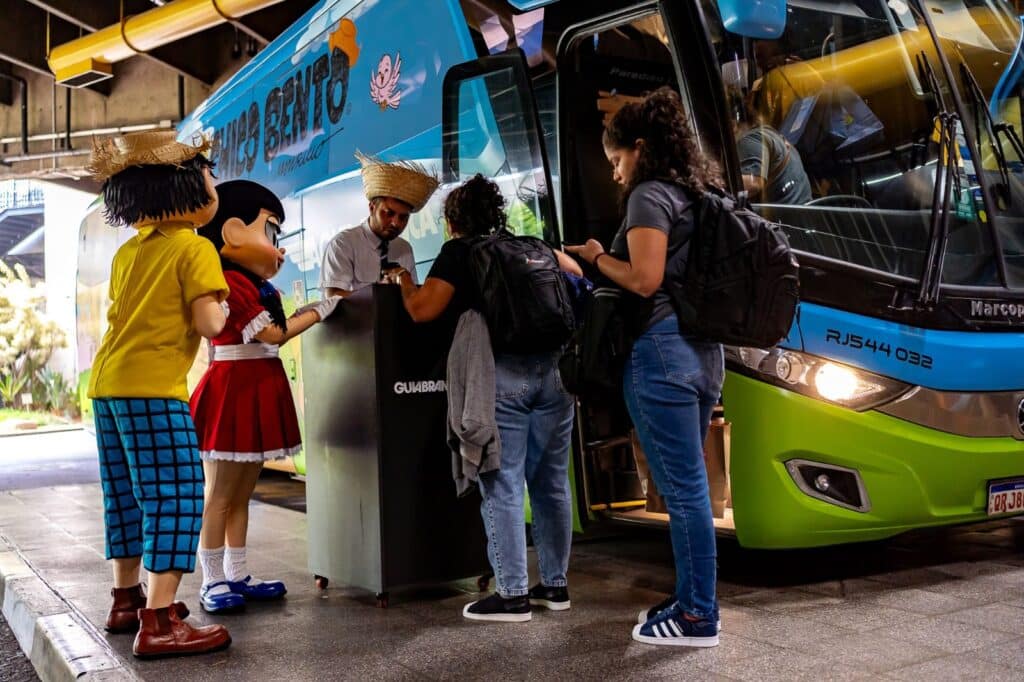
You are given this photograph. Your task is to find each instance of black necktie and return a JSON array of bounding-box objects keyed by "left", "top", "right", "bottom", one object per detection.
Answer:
[{"left": 378, "top": 238, "right": 391, "bottom": 279}]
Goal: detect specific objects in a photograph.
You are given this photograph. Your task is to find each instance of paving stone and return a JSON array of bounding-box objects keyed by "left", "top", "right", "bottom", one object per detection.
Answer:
[
  {"left": 872, "top": 615, "right": 1018, "bottom": 654},
  {"left": 728, "top": 588, "right": 846, "bottom": 614},
  {"left": 861, "top": 587, "right": 983, "bottom": 615},
  {"left": 939, "top": 603, "right": 1024, "bottom": 636},
  {"left": 969, "top": 637, "right": 1024, "bottom": 668},
  {"left": 799, "top": 604, "right": 910, "bottom": 633},
  {"left": 705, "top": 648, "right": 870, "bottom": 681},
  {"left": 4, "top": 481, "right": 1024, "bottom": 680},
  {"left": 713, "top": 609, "right": 856, "bottom": 648},
  {"left": 798, "top": 631, "right": 947, "bottom": 673},
  {"left": 884, "top": 653, "right": 1017, "bottom": 681}
]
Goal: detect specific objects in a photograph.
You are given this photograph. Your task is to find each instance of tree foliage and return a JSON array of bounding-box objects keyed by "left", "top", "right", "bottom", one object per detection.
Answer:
[{"left": 0, "top": 260, "right": 66, "bottom": 407}]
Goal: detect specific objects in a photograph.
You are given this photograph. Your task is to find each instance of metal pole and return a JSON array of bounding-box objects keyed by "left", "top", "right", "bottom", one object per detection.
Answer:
[
  {"left": 64, "top": 86, "right": 72, "bottom": 150},
  {"left": 1, "top": 148, "right": 92, "bottom": 163}
]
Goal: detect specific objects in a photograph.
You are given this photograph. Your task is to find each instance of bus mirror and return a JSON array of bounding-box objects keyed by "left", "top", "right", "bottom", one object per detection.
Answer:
[{"left": 716, "top": 0, "right": 787, "bottom": 39}]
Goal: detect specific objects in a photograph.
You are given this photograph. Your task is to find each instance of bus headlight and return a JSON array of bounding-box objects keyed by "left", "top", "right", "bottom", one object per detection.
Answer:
[{"left": 726, "top": 347, "right": 910, "bottom": 411}]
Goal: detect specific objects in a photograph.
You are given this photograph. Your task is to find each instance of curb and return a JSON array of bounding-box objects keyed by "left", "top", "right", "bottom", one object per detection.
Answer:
[{"left": 0, "top": 538, "right": 137, "bottom": 682}]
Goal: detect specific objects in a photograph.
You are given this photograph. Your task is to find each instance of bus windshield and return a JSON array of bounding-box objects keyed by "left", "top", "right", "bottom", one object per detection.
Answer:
[
  {"left": 925, "top": 0, "right": 1024, "bottom": 287},
  {"left": 702, "top": 0, "right": 1008, "bottom": 291}
]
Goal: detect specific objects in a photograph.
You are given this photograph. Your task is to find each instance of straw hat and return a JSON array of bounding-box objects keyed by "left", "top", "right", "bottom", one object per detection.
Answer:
[
  {"left": 356, "top": 151, "right": 439, "bottom": 212},
  {"left": 88, "top": 130, "right": 211, "bottom": 182}
]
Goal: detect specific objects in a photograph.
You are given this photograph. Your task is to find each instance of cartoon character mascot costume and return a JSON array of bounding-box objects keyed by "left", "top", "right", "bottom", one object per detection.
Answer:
[
  {"left": 191, "top": 180, "right": 340, "bottom": 613},
  {"left": 86, "top": 130, "right": 232, "bottom": 658}
]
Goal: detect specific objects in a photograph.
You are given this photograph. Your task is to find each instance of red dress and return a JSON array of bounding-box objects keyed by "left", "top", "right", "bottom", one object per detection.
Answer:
[{"left": 190, "top": 270, "right": 301, "bottom": 461}]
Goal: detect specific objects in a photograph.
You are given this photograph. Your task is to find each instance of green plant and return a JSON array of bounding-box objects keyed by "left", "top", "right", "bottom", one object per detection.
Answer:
[
  {"left": 0, "top": 368, "right": 29, "bottom": 408},
  {"left": 0, "top": 260, "right": 66, "bottom": 391},
  {"left": 36, "top": 367, "right": 71, "bottom": 412}
]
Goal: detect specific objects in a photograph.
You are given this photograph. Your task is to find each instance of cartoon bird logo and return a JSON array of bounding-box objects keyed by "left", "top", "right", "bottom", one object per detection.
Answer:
[{"left": 370, "top": 54, "right": 402, "bottom": 111}]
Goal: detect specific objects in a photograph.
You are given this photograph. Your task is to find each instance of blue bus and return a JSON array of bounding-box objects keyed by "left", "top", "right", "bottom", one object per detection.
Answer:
[{"left": 77, "top": 0, "right": 1024, "bottom": 548}]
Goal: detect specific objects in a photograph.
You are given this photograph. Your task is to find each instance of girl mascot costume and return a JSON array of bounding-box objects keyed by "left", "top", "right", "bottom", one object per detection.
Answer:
[{"left": 190, "top": 180, "right": 339, "bottom": 612}]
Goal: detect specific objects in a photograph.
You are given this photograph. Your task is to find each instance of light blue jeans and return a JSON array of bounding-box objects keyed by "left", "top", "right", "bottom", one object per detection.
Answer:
[
  {"left": 623, "top": 315, "right": 724, "bottom": 622},
  {"left": 478, "top": 351, "right": 575, "bottom": 598}
]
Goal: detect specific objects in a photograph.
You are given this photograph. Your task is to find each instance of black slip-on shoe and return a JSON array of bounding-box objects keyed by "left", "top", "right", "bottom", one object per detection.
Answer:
[
  {"left": 528, "top": 583, "right": 570, "bottom": 611},
  {"left": 462, "top": 593, "right": 532, "bottom": 622}
]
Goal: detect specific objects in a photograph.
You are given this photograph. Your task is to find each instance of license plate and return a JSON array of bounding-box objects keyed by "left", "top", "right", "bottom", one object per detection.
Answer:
[{"left": 987, "top": 478, "right": 1024, "bottom": 516}]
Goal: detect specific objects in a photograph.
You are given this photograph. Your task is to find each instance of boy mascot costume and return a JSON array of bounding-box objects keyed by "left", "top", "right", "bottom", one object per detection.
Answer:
[
  {"left": 190, "top": 180, "right": 340, "bottom": 612},
  {"left": 87, "top": 131, "right": 232, "bottom": 658}
]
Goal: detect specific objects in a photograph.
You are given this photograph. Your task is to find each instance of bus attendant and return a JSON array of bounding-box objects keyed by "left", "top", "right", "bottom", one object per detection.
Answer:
[
  {"left": 391, "top": 176, "right": 579, "bottom": 623},
  {"left": 566, "top": 87, "right": 724, "bottom": 648},
  {"left": 319, "top": 153, "right": 439, "bottom": 297}
]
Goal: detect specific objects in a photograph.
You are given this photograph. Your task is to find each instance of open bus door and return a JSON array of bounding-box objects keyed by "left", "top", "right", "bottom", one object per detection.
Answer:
[{"left": 440, "top": 49, "right": 594, "bottom": 530}]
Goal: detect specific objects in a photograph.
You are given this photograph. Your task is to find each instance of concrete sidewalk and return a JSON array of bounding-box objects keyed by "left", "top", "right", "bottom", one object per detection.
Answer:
[{"left": 2, "top": 483, "right": 1023, "bottom": 681}]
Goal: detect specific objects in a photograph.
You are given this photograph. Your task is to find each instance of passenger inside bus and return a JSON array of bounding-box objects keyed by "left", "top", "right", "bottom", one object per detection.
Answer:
[{"left": 728, "top": 85, "right": 813, "bottom": 205}]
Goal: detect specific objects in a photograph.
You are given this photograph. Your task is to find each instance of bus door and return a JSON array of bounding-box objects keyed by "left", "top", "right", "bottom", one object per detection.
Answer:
[
  {"left": 442, "top": 4, "right": 740, "bottom": 531},
  {"left": 441, "top": 48, "right": 590, "bottom": 524},
  {"left": 552, "top": 3, "right": 739, "bottom": 530}
]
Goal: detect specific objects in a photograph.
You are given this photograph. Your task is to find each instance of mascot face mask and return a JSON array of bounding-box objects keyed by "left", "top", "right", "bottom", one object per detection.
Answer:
[
  {"left": 221, "top": 209, "right": 285, "bottom": 280},
  {"left": 198, "top": 180, "right": 287, "bottom": 281}
]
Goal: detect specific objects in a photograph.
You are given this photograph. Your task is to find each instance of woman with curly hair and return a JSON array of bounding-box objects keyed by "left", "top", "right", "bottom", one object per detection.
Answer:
[
  {"left": 393, "top": 174, "right": 579, "bottom": 623},
  {"left": 567, "top": 86, "right": 724, "bottom": 647}
]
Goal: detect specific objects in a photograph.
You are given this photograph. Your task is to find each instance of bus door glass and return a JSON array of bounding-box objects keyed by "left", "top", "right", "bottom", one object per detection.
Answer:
[
  {"left": 441, "top": 51, "right": 559, "bottom": 243},
  {"left": 557, "top": 9, "right": 681, "bottom": 249},
  {"left": 701, "top": 0, "right": 999, "bottom": 289},
  {"left": 555, "top": 9, "right": 697, "bottom": 526}
]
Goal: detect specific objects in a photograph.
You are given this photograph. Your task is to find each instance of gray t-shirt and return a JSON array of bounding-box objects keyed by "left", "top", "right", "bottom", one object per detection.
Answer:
[
  {"left": 610, "top": 180, "right": 693, "bottom": 333},
  {"left": 737, "top": 126, "right": 812, "bottom": 205}
]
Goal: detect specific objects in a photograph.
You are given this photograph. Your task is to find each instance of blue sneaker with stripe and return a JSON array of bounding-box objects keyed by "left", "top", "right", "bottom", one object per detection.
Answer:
[
  {"left": 632, "top": 603, "right": 719, "bottom": 647},
  {"left": 638, "top": 596, "right": 721, "bottom": 632}
]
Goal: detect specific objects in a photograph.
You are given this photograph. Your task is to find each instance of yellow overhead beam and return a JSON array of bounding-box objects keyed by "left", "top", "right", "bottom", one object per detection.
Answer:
[{"left": 48, "top": 0, "right": 284, "bottom": 87}]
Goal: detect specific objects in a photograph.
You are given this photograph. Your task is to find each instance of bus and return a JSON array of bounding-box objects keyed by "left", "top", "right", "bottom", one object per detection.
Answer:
[{"left": 76, "top": 0, "right": 1024, "bottom": 548}]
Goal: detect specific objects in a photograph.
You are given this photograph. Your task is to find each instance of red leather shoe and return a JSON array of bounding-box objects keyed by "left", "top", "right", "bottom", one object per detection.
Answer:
[
  {"left": 133, "top": 607, "right": 231, "bottom": 659},
  {"left": 105, "top": 585, "right": 190, "bottom": 633}
]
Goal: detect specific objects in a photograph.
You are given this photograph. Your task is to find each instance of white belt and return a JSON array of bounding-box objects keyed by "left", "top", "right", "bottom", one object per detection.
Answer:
[{"left": 212, "top": 343, "right": 279, "bottom": 361}]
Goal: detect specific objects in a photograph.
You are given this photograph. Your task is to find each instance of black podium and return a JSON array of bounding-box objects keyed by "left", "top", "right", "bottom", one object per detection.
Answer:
[{"left": 303, "top": 284, "right": 488, "bottom": 604}]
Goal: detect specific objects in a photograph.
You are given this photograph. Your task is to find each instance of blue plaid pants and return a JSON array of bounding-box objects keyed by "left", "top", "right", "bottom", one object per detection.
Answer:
[{"left": 93, "top": 398, "right": 204, "bottom": 573}]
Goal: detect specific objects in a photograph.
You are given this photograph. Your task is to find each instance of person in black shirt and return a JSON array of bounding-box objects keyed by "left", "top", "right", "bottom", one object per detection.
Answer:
[{"left": 391, "top": 175, "right": 580, "bottom": 624}]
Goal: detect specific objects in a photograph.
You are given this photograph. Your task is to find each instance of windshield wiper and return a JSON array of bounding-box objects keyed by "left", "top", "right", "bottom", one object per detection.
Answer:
[
  {"left": 912, "top": 51, "right": 960, "bottom": 308},
  {"left": 918, "top": 110, "right": 960, "bottom": 308},
  {"left": 959, "top": 61, "right": 1012, "bottom": 207}
]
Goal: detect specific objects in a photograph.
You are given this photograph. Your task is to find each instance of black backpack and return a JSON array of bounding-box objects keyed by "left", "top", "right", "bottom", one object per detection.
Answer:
[
  {"left": 665, "top": 187, "right": 799, "bottom": 348},
  {"left": 558, "top": 286, "right": 629, "bottom": 395},
  {"left": 468, "top": 230, "right": 576, "bottom": 354}
]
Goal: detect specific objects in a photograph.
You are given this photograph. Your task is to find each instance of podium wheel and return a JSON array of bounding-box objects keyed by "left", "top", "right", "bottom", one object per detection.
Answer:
[
  {"left": 477, "top": 573, "right": 492, "bottom": 591},
  {"left": 375, "top": 592, "right": 389, "bottom": 608},
  {"left": 315, "top": 575, "right": 329, "bottom": 590}
]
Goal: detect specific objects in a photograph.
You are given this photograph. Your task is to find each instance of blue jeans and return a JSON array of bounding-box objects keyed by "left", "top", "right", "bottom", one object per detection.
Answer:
[
  {"left": 623, "top": 315, "right": 724, "bottom": 621},
  {"left": 478, "top": 352, "right": 575, "bottom": 598}
]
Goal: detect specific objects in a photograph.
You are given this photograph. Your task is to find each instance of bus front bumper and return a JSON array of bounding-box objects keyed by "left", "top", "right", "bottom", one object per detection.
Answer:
[{"left": 724, "top": 372, "right": 1024, "bottom": 549}]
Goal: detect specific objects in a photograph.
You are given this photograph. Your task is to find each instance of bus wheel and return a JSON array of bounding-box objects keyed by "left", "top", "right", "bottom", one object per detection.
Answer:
[
  {"left": 375, "top": 592, "right": 389, "bottom": 608},
  {"left": 477, "top": 573, "right": 492, "bottom": 591},
  {"left": 315, "top": 575, "right": 329, "bottom": 590}
]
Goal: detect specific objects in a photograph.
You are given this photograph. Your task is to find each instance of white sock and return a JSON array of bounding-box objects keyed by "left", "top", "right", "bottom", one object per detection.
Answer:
[
  {"left": 224, "top": 546, "right": 249, "bottom": 583},
  {"left": 198, "top": 546, "right": 231, "bottom": 595}
]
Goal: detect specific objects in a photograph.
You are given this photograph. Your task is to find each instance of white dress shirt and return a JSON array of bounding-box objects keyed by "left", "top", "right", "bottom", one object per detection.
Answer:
[{"left": 319, "top": 220, "right": 418, "bottom": 293}]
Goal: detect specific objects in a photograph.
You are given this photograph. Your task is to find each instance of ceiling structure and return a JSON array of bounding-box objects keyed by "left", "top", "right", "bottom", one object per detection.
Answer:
[{"left": 0, "top": 0, "right": 320, "bottom": 188}]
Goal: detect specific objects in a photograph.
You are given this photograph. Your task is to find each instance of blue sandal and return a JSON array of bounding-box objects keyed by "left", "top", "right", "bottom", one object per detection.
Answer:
[
  {"left": 199, "top": 581, "right": 246, "bottom": 613},
  {"left": 226, "top": 575, "right": 287, "bottom": 601}
]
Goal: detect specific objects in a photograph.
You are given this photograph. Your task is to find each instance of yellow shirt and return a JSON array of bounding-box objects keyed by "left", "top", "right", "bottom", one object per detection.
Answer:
[{"left": 87, "top": 222, "right": 229, "bottom": 402}]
